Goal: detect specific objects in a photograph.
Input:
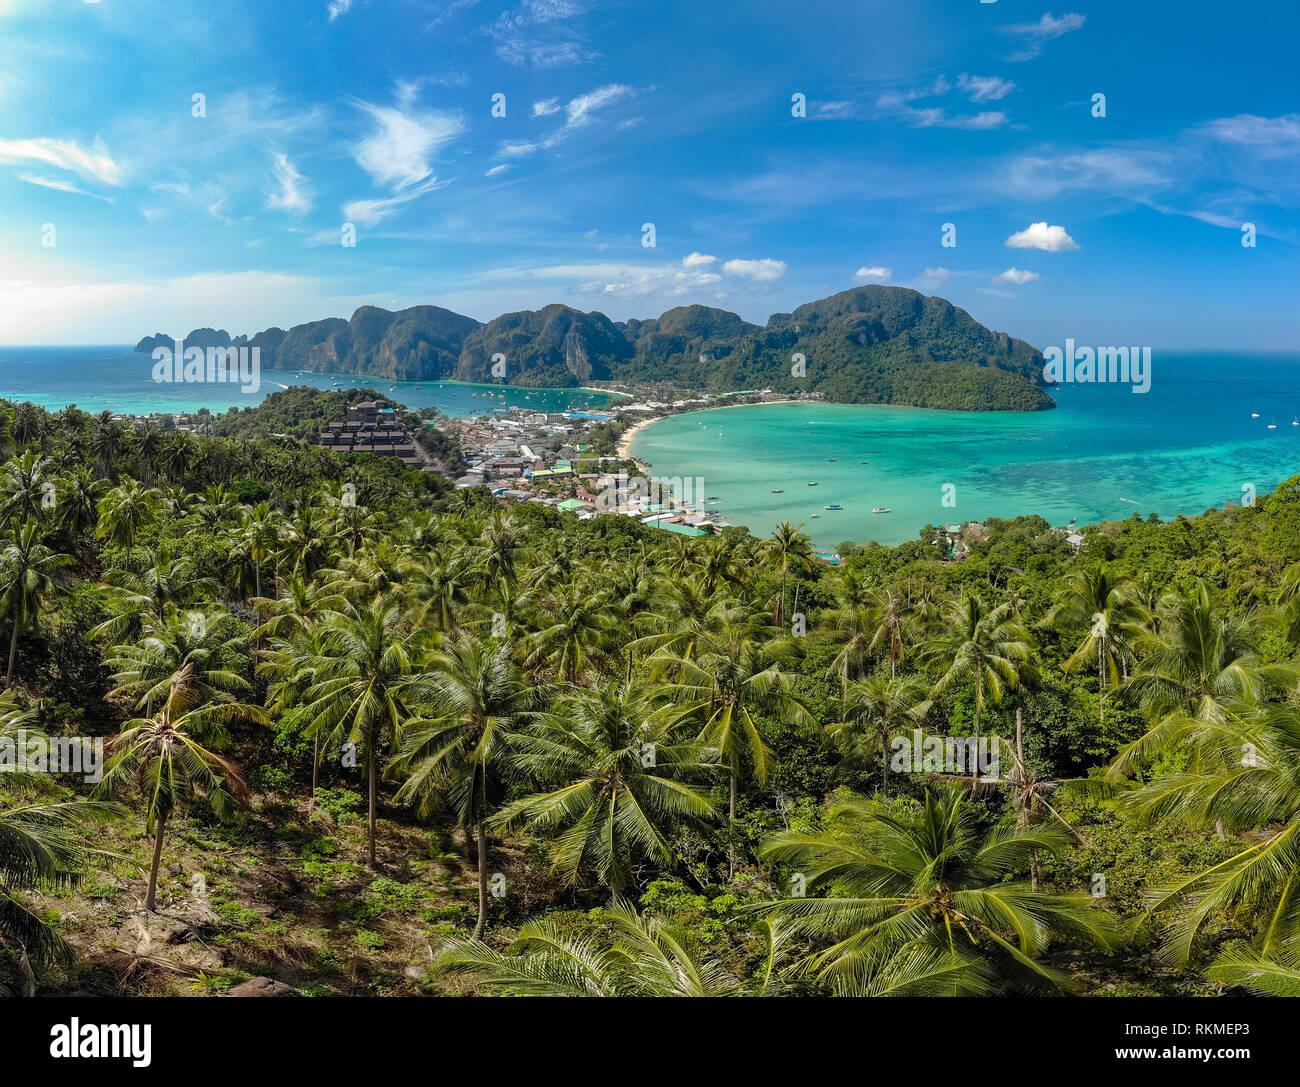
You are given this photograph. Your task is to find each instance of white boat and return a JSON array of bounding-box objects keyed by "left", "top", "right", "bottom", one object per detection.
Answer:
[
  {"left": 1268, "top": 420, "right": 1278, "bottom": 429},
  {"left": 1293, "top": 417, "right": 1298, "bottom": 427},
  {"left": 872, "top": 507, "right": 891, "bottom": 514},
  {"left": 1252, "top": 412, "right": 1260, "bottom": 418}
]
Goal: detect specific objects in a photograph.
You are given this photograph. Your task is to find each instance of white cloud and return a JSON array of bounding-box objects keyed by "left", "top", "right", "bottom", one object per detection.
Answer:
[
  {"left": 853, "top": 266, "right": 892, "bottom": 281},
  {"left": 876, "top": 93, "right": 1008, "bottom": 130},
  {"left": 919, "top": 267, "right": 951, "bottom": 282},
  {"left": 0, "top": 137, "right": 121, "bottom": 185},
  {"left": 353, "top": 102, "right": 463, "bottom": 190},
  {"left": 682, "top": 252, "right": 717, "bottom": 267},
  {"left": 343, "top": 177, "right": 444, "bottom": 227},
  {"left": 328, "top": 0, "right": 352, "bottom": 20},
  {"left": 1006, "top": 221, "right": 1079, "bottom": 251},
  {"left": 491, "top": 1, "right": 598, "bottom": 68},
  {"left": 532, "top": 98, "right": 561, "bottom": 117},
  {"left": 485, "top": 164, "right": 511, "bottom": 177},
  {"left": 498, "top": 83, "right": 635, "bottom": 158},
  {"left": 957, "top": 74, "right": 1016, "bottom": 102},
  {"left": 994, "top": 267, "right": 1040, "bottom": 285},
  {"left": 722, "top": 258, "right": 786, "bottom": 281},
  {"left": 267, "top": 153, "right": 311, "bottom": 215},
  {"left": 1002, "top": 12, "right": 1086, "bottom": 61},
  {"left": 1200, "top": 113, "right": 1300, "bottom": 155}
]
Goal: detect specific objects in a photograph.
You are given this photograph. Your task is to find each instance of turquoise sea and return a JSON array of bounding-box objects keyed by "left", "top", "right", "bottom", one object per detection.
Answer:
[
  {"left": 629, "top": 352, "right": 1300, "bottom": 548},
  {"left": 0, "top": 346, "right": 619, "bottom": 419}
]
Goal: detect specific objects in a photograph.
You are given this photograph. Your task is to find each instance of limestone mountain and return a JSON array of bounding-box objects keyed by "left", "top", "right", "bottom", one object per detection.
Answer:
[{"left": 135, "top": 286, "right": 1053, "bottom": 411}]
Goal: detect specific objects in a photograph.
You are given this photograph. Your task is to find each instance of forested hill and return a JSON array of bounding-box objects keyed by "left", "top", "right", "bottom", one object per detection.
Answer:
[{"left": 134, "top": 286, "right": 1054, "bottom": 412}]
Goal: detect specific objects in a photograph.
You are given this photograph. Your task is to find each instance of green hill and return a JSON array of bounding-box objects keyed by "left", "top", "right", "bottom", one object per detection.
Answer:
[{"left": 135, "top": 286, "right": 1054, "bottom": 411}]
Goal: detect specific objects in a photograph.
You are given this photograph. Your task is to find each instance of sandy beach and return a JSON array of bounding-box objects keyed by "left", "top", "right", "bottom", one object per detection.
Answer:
[
  {"left": 615, "top": 415, "right": 659, "bottom": 458},
  {"left": 616, "top": 399, "right": 805, "bottom": 459}
]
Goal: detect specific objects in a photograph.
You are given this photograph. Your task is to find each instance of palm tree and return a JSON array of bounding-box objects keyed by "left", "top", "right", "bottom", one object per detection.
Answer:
[
  {"left": 759, "top": 521, "right": 812, "bottom": 628},
  {"left": 0, "top": 520, "right": 71, "bottom": 682},
  {"left": 159, "top": 430, "right": 194, "bottom": 484},
  {"left": 56, "top": 468, "right": 104, "bottom": 542},
  {"left": 494, "top": 679, "right": 716, "bottom": 892},
  {"left": 93, "top": 664, "right": 254, "bottom": 911},
  {"left": 651, "top": 614, "right": 813, "bottom": 833},
  {"left": 829, "top": 673, "right": 927, "bottom": 786},
  {"left": 91, "top": 548, "right": 220, "bottom": 641},
  {"left": 867, "top": 586, "right": 921, "bottom": 680},
  {"left": 0, "top": 797, "right": 122, "bottom": 993},
  {"left": 436, "top": 899, "right": 764, "bottom": 997},
  {"left": 1046, "top": 564, "right": 1142, "bottom": 728},
  {"left": 391, "top": 634, "right": 535, "bottom": 937},
  {"left": 96, "top": 479, "right": 162, "bottom": 570},
  {"left": 0, "top": 452, "right": 54, "bottom": 528},
  {"left": 759, "top": 787, "right": 1121, "bottom": 994},
  {"left": 1110, "top": 583, "right": 1296, "bottom": 780},
  {"left": 229, "top": 502, "right": 283, "bottom": 600},
  {"left": 297, "top": 601, "right": 430, "bottom": 868},
  {"left": 100, "top": 606, "right": 254, "bottom": 722},
  {"left": 88, "top": 411, "right": 126, "bottom": 479},
  {"left": 926, "top": 593, "right": 1032, "bottom": 756},
  {"left": 521, "top": 581, "right": 618, "bottom": 683}
]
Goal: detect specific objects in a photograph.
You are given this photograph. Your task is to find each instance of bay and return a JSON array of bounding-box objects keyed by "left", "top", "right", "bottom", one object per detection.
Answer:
[{"left": 629, "top": 352, "right": 1300, "bottom": 548}]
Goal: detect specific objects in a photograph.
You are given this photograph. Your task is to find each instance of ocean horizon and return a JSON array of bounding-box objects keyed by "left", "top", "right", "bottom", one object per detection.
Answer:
[{"left": 0, "top": 346, "right": 619, "bottom": 419}]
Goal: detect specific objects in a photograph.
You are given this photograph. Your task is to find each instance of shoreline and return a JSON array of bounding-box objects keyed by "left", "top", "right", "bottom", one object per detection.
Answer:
[{"left": 617, "top": 399, "right": 806, "bottom": 458}]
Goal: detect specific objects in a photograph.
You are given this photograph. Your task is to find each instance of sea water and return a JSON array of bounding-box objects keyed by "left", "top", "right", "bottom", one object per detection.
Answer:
[{"left": 629, "top": 352, "right": 1300, "bottom": 547}]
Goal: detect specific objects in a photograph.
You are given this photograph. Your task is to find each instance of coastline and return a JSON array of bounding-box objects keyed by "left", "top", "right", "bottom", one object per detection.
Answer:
[{"left": 617, "top": 399, "right": 805, "bottom": 459}]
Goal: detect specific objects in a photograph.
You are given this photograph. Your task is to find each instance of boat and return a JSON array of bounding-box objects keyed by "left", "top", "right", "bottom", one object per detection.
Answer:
[
  {"left": 1252, "top": 412, "right": 1261, "bottom": 418},
  {"left": 872, "top": 507, "right": 891, "bottom": 514},
  {"left": 828, "top": 458, "right": 837, "bottom": 462},
  {"left": 824, "top": 504, "right": 843, "bottom": 510},
  {"left": 1293, "top": 417, "right": 1298, "bottom": 426},
  {"left": 707, "top": 496, "right": 721, "bottom": 502},
  {"left": 771, "top": 489, "right": 784, "bottom": 493},
  {"left": 811, "top": 513, "right": 820, "bottom": 518},
  {"left": 808, "top": 482, "right": 818, "bottom": 487},
  {"left": 1269, "top": 421, "right": 1278, "bottom": 429}
]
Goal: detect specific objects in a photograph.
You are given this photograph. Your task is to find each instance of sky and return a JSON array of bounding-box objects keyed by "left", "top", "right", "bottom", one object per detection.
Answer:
[{"left": 0, "top": 0, "right": 1296, "bottom": 349}]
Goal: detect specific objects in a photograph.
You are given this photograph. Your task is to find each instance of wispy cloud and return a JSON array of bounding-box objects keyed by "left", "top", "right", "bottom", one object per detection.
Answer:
[
  {"left": 0, "top": 136, "right": 121, "bottom": 185},
  {"left": 1002, "top": 12, "right": 1086, "bottom": 61},
  {"left": 994, "top": 267, "right": 1039, "bottom": 285},
  {"left": 491, "top": 0, "right": 597, "bottom": 68},
  {"left": 267, "top": 153, "right": 311, "bottom": 215},
  {"left": 498, "top": 83, "right": 636, "bottom": 158},
  {"left": 327, "top": 0, "right": 352, "bottom": 21},
  {"left": 353, "top": 100, "right": 464, "bottom": 190},
  {"left": 957, "top": 74, "right": 1016, "bottom": 103},
  {"left": 876, "top": 78, "right": 1009, "bottom": 130}
]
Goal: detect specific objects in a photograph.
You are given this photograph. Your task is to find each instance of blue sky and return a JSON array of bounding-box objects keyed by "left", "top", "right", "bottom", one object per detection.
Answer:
[{"left": 0, "top": 0, "right": 1296, "bottom": 349}]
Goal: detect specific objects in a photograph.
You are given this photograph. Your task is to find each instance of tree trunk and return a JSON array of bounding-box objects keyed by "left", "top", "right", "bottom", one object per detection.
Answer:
[
  {"left": 473, "top": 822, "right": 489, "bottom": 940},
  {"left": 145, "top": 811, "right": 167, "bottom": 911},
  {"left": 6, "top": 616, "right": 18, "bottom": 683},
  {"left": 254, "top": 560, "right": 262, "bottom": 600},
  {"left": 728, "top": 769, "right": 738, "bottom": 879},
  {"left": 309, "top": 733, "right": 320, "bottom": 810},
  {"left": 367, "top": 754, "right": 377, "bottom": 869}
]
